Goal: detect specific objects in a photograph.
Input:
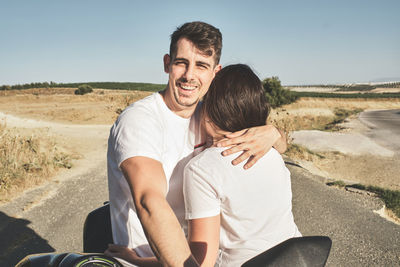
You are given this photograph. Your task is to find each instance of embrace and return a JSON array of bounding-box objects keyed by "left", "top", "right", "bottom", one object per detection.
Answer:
[{"left": 105, "top": 21, "right": 300, "bottom": 267}]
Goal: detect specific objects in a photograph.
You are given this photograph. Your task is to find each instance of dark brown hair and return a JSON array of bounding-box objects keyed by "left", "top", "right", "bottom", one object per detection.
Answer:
[
  {"left": 203, "top": 64, "right": 270, "bottom": 132},
  {"left": 170, "top": 21, "right": 222, "bottom": 65}
]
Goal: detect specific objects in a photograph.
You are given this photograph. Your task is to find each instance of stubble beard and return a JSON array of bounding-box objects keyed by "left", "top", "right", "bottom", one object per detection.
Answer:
[
  {"left": 173, "top": 89, "right": 199, "bottom": 107},
  {"left": 173, "top": 79, "right": 201, "bottom": 108}
]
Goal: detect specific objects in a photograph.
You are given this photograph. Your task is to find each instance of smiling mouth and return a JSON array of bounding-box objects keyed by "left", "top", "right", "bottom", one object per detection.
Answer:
[{"left": 177, "top": 82, "right": 198, "bottom": 91}]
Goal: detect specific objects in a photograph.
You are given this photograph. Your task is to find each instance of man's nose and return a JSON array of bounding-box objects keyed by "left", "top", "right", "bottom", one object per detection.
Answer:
[{"left": 183, "top": 64, "right": 195, "bottom": 81}]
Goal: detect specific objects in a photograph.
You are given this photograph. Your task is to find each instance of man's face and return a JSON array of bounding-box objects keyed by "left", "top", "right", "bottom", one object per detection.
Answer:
[{"left": 164, "top": 38, "right": 221, "bottom": 110}]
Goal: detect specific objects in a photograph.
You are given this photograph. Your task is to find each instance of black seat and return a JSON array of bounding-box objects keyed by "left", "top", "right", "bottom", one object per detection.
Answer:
[
  {"left": 241, "top": 236, "right": 332, "bottom": 267},
  {"left": 83, "top": 202, "right": 113, "bottom": 253}
]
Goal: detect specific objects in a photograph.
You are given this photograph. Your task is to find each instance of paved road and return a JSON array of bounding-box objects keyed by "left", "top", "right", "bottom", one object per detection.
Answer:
[
  {"left": 290, "top": 165, "right": 400, "bottom": 266},
  {"left": 0, "top": 154, "right": 109, "bottom": 266},
  {"left": 359, "top": 109, "right": 400, "bottom": 153},
  {"left": 1, "top": 158, "right": 399, "bottom": 266}
]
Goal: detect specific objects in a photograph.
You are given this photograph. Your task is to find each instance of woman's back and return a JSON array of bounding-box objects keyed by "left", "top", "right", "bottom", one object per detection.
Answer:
[{"left": 184, "top": 146, "right": 301, "bottom": 266}]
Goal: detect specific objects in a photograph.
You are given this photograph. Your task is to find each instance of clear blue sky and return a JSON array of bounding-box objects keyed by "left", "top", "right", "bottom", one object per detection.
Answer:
[{"left": 1, "top": 0, "right": 399, "bottom": 85}]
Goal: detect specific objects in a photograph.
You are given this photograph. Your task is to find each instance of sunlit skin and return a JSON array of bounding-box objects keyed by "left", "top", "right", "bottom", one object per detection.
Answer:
[{"left": 162, "top": 38, "right": 221, "bottom": 118}]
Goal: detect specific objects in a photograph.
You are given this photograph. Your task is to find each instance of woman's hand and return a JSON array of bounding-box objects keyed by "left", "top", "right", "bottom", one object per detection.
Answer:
[
  {"left": 105, "top": 244, "right": 163, "bottom": 267},
  {"left": 216, "top": 124, "right": 286, "bottom": 169},
  {"left": 105, "top": 244, "right": 140, "bottom": 263}
]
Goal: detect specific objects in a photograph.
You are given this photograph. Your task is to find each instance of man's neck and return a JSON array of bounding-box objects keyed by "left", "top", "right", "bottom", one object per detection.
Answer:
[{"left": 160, "top": 89, "right": 197, "bottom": 119}]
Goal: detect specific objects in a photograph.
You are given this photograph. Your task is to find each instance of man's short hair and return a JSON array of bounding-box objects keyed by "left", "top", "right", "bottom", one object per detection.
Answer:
[
  {"left": 170, "top": 21, "right": 222, "bottom": 65},
  {"left": 203, "top": 64, "right": 270, "bottom": 133}
]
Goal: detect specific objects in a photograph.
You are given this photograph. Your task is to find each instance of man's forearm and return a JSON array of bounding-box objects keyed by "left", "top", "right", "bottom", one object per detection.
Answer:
[
  {"left": 273, "top": 128, "right": 287, "bottom": 154},
  {"left": 121, "top": 157, "right": 198, "bottom": 267},
  {"left": 136, "top": 192, "right": 197, "bottom": 267}
]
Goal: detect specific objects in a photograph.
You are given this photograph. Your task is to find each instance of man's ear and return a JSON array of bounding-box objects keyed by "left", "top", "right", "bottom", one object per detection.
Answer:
[
  {"left": 214, "top": 64, "right": 222, "bottom": 76},
  {"left": 163, "top": 54, "right": 171, "bottom": 73}
]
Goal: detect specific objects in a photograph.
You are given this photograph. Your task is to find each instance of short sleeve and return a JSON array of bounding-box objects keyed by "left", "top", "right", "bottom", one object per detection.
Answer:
[
  {"left": 183, "top": 159, "right": 221, "bottom": 220},
  {"left": 110, "top": 105, "right": 163, "bottom": 167}
]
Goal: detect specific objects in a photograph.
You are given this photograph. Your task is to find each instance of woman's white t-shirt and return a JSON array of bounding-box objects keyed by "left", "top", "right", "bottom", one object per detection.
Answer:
[{"left": 184, "top": 147, "right": 301, "bottom": 266}]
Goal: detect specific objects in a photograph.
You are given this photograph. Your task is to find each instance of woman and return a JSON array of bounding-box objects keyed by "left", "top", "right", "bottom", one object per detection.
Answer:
[
  {"left": 105, "top": 64, "right": 299, "bottom": 266},
  {"left": 183, "top": 64, "right": 301, "bottom": 266}
]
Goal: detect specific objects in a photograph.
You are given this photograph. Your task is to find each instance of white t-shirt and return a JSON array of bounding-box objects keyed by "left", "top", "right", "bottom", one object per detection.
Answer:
[
  {"left": 184, "top": 147, "right": 301, "bottom": 266},
  {"left": 107, "top": 92, "right": 203, "bottom": 257}
]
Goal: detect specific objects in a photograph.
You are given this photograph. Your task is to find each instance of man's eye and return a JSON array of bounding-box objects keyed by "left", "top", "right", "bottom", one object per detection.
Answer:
[{"left": 197, "top": 64, "right": 208, "bottom": 69}]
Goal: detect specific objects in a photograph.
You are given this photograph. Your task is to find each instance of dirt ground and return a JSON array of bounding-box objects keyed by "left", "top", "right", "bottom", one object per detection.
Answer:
[
  {"left": 282, "top": 98, "right": 400, "bottom": 190},
  {"left": 0, "top": 88, "right": 152, "bottom": 202},
  {"left": 1, "top": 88, "right": 399, "bottom": 201}
]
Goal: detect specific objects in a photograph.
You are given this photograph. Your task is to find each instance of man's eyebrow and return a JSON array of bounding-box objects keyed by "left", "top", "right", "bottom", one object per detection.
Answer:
[
  {"left": 173, "top": 57, "right": 189, "bottom": 63},
  {"left": 196, "top": 61, "right": 211, "bottom": 68},
  {"left": 173, "top": 58, "right": 212, "bottom": 68}
]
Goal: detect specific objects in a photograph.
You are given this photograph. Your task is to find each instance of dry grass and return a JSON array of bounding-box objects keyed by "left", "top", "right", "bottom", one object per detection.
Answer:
[
  {"left": 269, "top": 97, "right": 400, "bottom": 133},
  {"left": 281, "top": 97, "right": 400, "bottom": 110},
  {"left": 0, "top": 88, "right": 152, "bottom": 124},
  {"left": 285, "top": 143, "right": 326, "bottom": 161},
  {"left": 0, "top": 88, "right": 151, "bottom": 202},
  {"left": 0, "top": 122, "right": 73, "bottom": 202}
]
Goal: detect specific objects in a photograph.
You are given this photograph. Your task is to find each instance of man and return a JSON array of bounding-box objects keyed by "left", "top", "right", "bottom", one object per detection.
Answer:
[{"left": 106, "top": 21, "right": 286, "bottom": 266}]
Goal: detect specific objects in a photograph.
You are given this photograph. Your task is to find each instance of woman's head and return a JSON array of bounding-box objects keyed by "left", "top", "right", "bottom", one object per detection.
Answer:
[{"left": 202, "top": 64, "right": 270, "bottom": 137}]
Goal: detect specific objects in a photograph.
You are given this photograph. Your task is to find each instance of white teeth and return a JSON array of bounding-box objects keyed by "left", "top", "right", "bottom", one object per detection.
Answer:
[{"left": 181, "top": 85, "right": 196, "bottom": 90}]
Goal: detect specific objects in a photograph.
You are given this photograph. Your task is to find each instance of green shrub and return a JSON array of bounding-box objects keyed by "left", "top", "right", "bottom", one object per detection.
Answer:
[
  {"left": 327, "top": 181, "right": 400, "bottom": 218},
  {"left": 263, "top": 77, "right": 298, "bottom": 108},
  {"left": 74, "top": 84, "right": 93, "bottom": 95},
  {"left": 350, "top": 184, "right": 400, "bottom": 218},
  {"left": 323, "top": 108, "right": 364, "bottom": 131}
]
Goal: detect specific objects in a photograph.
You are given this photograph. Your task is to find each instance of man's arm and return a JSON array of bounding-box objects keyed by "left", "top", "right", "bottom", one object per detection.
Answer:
[
  {"left": 216, "top": 124, "right": 287, "bottom": 169},
  {"left": 273, "top": 128, "right": 288, "bottom": 154},
  {"left": 188, "top": 216, "right": 220, "bottom": 267},
  {"left": 120, "top": 156, "right": 198, "bottom": 267}
]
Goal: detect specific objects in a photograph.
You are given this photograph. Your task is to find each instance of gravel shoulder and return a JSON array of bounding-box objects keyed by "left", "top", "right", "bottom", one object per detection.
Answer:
[{"left": 290, "top": 109, "right": 400, "bottom": 191}]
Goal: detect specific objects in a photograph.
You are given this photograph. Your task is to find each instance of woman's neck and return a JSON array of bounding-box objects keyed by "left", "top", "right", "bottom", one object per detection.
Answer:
[{"left": 206, "top": 135, "right": 225, "bottom": 148}]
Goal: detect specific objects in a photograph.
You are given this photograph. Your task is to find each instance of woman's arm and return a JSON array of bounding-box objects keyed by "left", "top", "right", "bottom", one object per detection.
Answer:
[
  {"left": 188, "top": 215, "right": 220, "bottom": 267},
  {"left": 105, "top": 244, "right": 161, "bottom": 267}
]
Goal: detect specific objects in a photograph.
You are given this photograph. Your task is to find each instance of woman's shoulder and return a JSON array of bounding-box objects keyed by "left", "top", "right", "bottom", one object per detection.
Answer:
[
  {"left": 189, "top": 146, "right": 225, "bottom": 165},
  {"left": 258, "top": 148, "right": 286, "bottom": 166},
  {"left": 265, "top": 147, "right": 283, "bottom": 160},
  {"left": 185, "top": 147, "right": 229, "bottom": 175}
]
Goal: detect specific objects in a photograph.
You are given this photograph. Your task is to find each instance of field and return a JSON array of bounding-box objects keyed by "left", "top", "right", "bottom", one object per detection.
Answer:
[
  {"left": 0, "top": 87, "right": 399, "bottom": 207},
  {"left": 0, "top": 88, "right": 151, "bottom": 202},
  {"left": 269, "top": 98, "right": 400, "bottom": 191},
  {"left": 0, "top": 88, "right": 151, "bottom": 125},
  {"left": 270, "top": 97, "right": 400, "bottom": 132}
]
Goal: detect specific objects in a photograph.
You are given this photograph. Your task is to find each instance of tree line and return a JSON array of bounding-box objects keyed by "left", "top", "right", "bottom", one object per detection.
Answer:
[{"left": 0, "top": 82, "right": 165, "bottom": 92}]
